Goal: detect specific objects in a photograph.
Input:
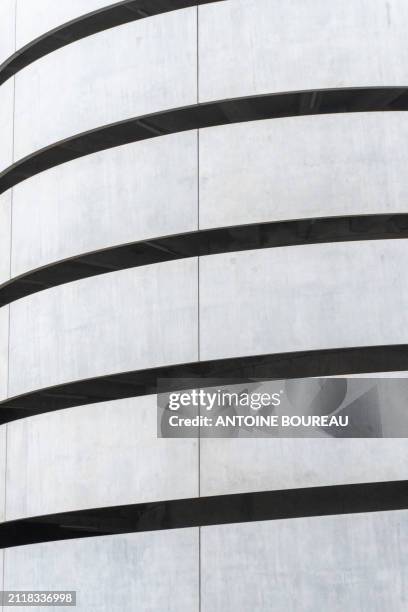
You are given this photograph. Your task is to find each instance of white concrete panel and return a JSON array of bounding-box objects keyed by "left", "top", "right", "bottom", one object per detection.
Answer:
[
  {"left": 0, "top": 306, "right": 9, "bottom": 402},
  {"left": 16, "top": 0, "right": 112, "bottom": 50},
  {"left": 0, "top": 425, "right": 6, "bottom": 522},
  {"left": 4, "top": 529, "right": 199, "bottom": 612},
  {"left": 11, "top": 131, "right": 198, "bottom": 278},
  {"left": 202, "top": 512, "right": 408, "bottom": 612},
  {"left": 201, "top": 438, "right": 408, "bottom": 497},
  {"left": 199, "top": 240, "right": 408, "bottom": 361},
  {"left": 0, "top": 79, "right": 14, "bottom": 173},
  {"left": 14, "top": 8, "right": 197, "bottom": 160},
  {"left": 199, "top": 0, "right": 408, "bottom": 102},
  {"left": 0, "top": 192, "right": 11, "bottom": 285},
  {"left": 6, "top": 395, "right": 198, "bottom": 521},
  {"left": 0, "top": 0, "right": 15, "bottom": 66},
  {"left": 200, "top": 113, "right": 408, "bottom": 229},
  {"left": 8, "top": 259, "right": 198, "bottom": 398}
]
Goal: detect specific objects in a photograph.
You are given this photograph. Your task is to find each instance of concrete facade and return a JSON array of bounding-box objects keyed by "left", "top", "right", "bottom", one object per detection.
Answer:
[{"left": 1, "top": 0, "right": 408, "bottom": 610}]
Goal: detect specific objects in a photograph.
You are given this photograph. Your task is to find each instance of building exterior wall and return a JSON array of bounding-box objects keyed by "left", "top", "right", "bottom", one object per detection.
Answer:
[{"left": 1, "top": 0, "right": 408, "bottom": 610}]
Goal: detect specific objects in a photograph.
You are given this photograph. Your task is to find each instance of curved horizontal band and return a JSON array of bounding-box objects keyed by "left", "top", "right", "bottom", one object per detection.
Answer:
[
  {"left": 2, "top": 87, "right": 408, "bottom": 195},
  {"left": 0, "top": 480, "right": 407, "bottom": 549},
  {"left": 0, "top": 0, "right": 223, "bottom": 87},
  {"left": 1, "top": 213, "right": 408, "bottom": 308},
  {"left": 2, "top": 344, "right": 408, "bottom": 425}
]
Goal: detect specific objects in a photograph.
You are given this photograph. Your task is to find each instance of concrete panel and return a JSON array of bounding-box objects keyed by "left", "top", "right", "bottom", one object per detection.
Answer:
[
  {"left": 11, "top": 131, "right": 198, "bottom": 278},
  {"left": 4, "top": 529, "right": 199, "bottom": 612},
  {"left": 16, "top": 0, "right": 112, "bottom": 50},
  {"left": 0, "top": 192, "right": 11, "bottom": 286},
  {"left": 0, "top": 0, "right": 15, "bottom": 66},
  {"left": 6, "top": 395, "right": 198, "bottom": 521},
  {"left": 200, "top": 438, "right": 408, "bottom": 497},
  {"left": 8, "top": 259, "right": 198, "bottom": 398},
  {"left": 200, "top": 113, "right": 408, "bottom": 229},
  {"left": 199, "top": 0, "right": 408, "bottom": 102},
  {"left": 0, "top": 79, "right": 14, "bottom": 173},
  {"left": 14, "top": 8, "right": 197, "bottom": 161},
  {"left": 202, "top": 512, "right": 408, "bottom": 612},
  {"left": 0, "top": 425, "right": 6, "bottom": 523},
  {"left": 0, "top": 306, "right": 9, "bottom": 402},
  {"left": 199, "top": 240, "right": 408, "bottom": 361}
]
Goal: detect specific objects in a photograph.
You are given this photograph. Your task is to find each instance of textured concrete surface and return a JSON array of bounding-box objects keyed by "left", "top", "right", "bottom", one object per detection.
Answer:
[
  {"left": 14, "top": 8, "right": 197, "bottom": 160},
  {"left": 16, "top": 0, "right": 112, "bottom": 50},
  {"left": 0, "top": 0, "right": 15, "bottom": 66},
  {"left": 199, "top": 240, "right": 408, "bottom": 361},
  {"left": 0, "top": 192, "right": 11, "bottom": 286},
  {"left": 0, "top": 79, "right": 14, "bottom": 173},
  {"left": 202, "top": 512, "right": 408, "bottom": 612},
  {"left": 5, "top": 395, "right": 198, "bottom": 520},
  {"left": 8, "top": 259, "right": 198, "bottom": 397},
  {"left": 11, "top": 131, "right": 198, "bottom": 277},
  {"left": 0, "top": 306, "right": 9, "bottom": 402},
  {"left": 200, "top": 113, "right": 408, "bottom": 229},
  {"left": 200, "top": 438, "right": 408, "bottom": 497},
  {"left": 199, "top": 0, "right": 408, "bottom": 101},
  {"left": 4, "top": 529, "right": 199, "bottom": 611}
]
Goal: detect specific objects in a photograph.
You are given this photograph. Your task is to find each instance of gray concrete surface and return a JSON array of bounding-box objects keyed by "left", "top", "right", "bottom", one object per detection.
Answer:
[
  {"left": 8, "top": 259, "right": 198, "bottom": 398},
  {"left": 0, "top": 306, "right": 8, "bottom": 402},
  {"left": 14, "top": 8, "right": 197, "bottom": 160},
  {"left": 5, "top": 395, "right": 198, "bottom": 520},
  {"left": 200, "top": 113, "right": 408, "bottom": 229},
  {"left": 0, "top": 79, "right": 14, "bottom": 173},
  {"left": 199, "top": 240, "right": 408, "bottom": 361},
  {"left": 199, "top": 0, "right": 408, "bottom": 102},
  {"left": 202, "top": 512, "right": 408, "bottom": 612},
  {"left": 200, "top": 438, "right": 408, "bottom": 497},
  {"left": 4, "top": 529, "right": 199, "bottom": 612},
  {"left": 11, "top": 131, "right": 198, "bottom": 278},
  {"left": 0, "top": 192, "right": 11, "bottom": 286},
  {"left": 0, "top": 0, "right": 15, "bottom": 66},
  {"left": 16, "top": 0, "right": 112, "bottom": 50}
]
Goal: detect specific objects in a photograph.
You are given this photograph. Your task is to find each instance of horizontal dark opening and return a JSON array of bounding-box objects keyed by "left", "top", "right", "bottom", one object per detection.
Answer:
[
  {"left": 0, "top": 0, "right": 223, "bottom": 86},
  {"left": 1, "top": 87, "right": 408, "bottom": 194},
  {"left": 2, "top": 344, "right": 408, "bottom": 425},
  {"left": 1, "top": 214, "right": 408, "bottom": 308},
  {"left": 1, "top": 479, "right": 407, "bottom": 549}
]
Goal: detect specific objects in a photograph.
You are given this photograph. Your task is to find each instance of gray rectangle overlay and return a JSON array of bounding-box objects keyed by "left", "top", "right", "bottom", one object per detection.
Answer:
[
  {"left": 0, "top": 591, "right": 76, "bottom": 606},
  {"left": 157, "top": 377, "right": 408, "bottom": 438}
]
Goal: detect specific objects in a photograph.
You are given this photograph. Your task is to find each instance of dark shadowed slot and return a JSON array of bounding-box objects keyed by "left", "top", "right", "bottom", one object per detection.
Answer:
[
  {"left": 1, "top": 480, "right": 407, "bottom": 549},
  {"left": 1, "top": 87, "right": 408, "bottom": 194},
  {"left": 1, "top": 344, "right": 408, "bottom": 425},
  {"left": 1, "top": 213, "right": 408, "bottom": 308},
  {"left": 0, "top": 0, "right": 224, "bottom": 86}
]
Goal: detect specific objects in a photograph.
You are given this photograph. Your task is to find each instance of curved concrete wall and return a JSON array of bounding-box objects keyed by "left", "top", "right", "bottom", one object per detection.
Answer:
[
  {"left": 16, "top": 0, "right": 113, "bottom": 50},
  {"left": 0, "top": 80, "right": 14, "bottom": 172},
  {"left": 12, "top": 8, "right": 197, "bottom": 163},
  {"left": 8, "top": 259, "right": 198, "bottom": 398},
  {"left": 0, "top": 0, "right": 15, "bottom": 67},
  {"left": 4, "top": 529, "right": 199, "bottom": 612},
  {"left": 5, "top": 112, "right": 408, "bottom": 281},
  {"left": 200, "top": 113, "right": 408, "bottom": 229},
  {"left": 5, "top": 396, "right": 198, "bottom": 521},
  {"left": 0, "top": 193, "right": 11, "bottom": 286},
  {"left": 202, "top": 512, "right": 408, "bottom": 611},
  {"left": 0, "top": 306, "right": 9, "bottom": 401},
  {"left": 4, "top": 240, "right": 408, "bottom": 401},
  {"left": 199, "top": 240, "right": 408, "bottom": 361},
  {"left": 2, "top": 393, "right": 407, "bottom": 523},
  {"left": 11, "top": 131, "right": 198, "bottom": 278},
  {"left": 199, "top": 0, "right": 408, "bottom": 102},
  {"left": 1, "top": 0, "right": 408, "bottom": 606},
  {"left": 2, "top": 513, "right": 407, "bottom": 611}
]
